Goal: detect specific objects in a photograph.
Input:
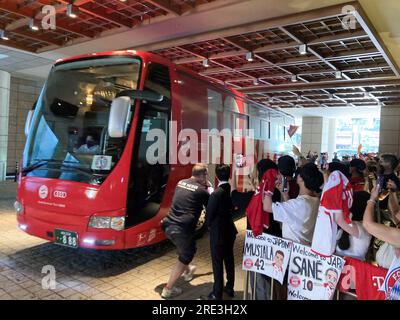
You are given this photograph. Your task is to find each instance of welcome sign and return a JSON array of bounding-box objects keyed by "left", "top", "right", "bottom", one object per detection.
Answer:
[
  {"left": 242, "top": 231, "right": 292, "bottom": 284},
  {"left": 287, "top": 243, "right": 345, "bottom": 300}
]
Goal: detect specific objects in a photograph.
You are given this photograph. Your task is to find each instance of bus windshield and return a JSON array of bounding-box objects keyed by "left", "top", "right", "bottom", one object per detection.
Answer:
[{"left": 23, "top": 56, "right": 141, "bottom": 185}]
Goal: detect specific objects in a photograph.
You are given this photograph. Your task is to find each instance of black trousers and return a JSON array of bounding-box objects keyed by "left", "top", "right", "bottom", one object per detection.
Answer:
[{"left": 210, "top": 235, "right": 236, "bottom": 299}]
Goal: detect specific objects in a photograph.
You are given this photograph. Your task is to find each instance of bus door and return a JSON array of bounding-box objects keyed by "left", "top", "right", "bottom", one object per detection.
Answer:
[{"left": 125, "top": 63, "right": 172, "bottom": 227}]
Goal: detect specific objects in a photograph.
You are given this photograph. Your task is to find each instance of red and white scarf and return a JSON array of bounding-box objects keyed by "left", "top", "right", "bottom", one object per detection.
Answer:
[{"left": 311, "top": 171, "right": 353, "bottom": 257}]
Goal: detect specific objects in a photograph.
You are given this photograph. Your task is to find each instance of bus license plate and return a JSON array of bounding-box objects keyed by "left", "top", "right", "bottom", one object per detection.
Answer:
[{"left": 55, "top": 229, "right": 78, "bottom": 248}]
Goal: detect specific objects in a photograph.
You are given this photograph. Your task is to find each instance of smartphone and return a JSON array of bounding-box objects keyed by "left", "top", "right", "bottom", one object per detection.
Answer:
[
  {"left": 283, "top": 177, "right": 289, "bottom": 193},
  {"left": 377, "top": 175, "right": 385, "bottom": 192}
]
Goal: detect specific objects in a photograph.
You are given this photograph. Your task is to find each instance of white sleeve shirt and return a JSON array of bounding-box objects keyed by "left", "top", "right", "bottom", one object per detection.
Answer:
[{"left": 272, "top": 195, "right": 320, "bottom": 245}]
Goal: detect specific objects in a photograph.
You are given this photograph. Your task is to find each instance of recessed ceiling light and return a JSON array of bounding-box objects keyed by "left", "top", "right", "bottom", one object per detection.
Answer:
[
  {"left": 29, "top": 19, "right": 39, "bottom": 31},
  {"left": 66, "top": 4, "right": 79, "bottom": 18},
  {"left": 246, "top": 51, "right": 254, "bottom": 62},
  {"left": 0, "top": 30, "right": 9, "bottom": 41},
  {"left": 299, "top": 44, "right": 307, "bottom": 55}
]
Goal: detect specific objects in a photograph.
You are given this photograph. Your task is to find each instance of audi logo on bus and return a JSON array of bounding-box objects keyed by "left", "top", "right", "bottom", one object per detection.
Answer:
[{"left": 53, "top": 190, "right": 67, "bottom": 198}]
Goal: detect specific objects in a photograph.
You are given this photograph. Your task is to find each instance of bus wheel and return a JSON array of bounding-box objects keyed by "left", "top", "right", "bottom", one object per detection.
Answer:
[{"left": 195, "top": 208, "right": 207, "bottom": 238}]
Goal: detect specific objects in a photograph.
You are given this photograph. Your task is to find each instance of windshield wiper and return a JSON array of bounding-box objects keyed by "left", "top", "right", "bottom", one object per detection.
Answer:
[
  {"left": 22, "top": 159, "right": 105, "bottom": 179},
  {"left": 22, "top": 159, "right": 79, "bottom": 174},
  {"left": 22, "top": 159, "right": 62, "bottom": 174},
  {"left": 59, "top": 164, "right": 95, "bottom": 177}
]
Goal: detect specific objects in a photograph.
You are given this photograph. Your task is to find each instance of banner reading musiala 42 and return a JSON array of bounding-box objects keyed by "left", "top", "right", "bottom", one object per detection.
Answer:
[{"left": 242, "top": 231, "right": 292, "bottom": 285}]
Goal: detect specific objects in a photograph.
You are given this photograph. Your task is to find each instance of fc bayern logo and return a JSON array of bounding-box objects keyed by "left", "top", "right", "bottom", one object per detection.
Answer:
[
  {"left": 38, "top": 185, "right": 48, "bottom": 199},
  {"left": 243, "top": 258, "right": 253, "bottom": 269},
  {"left": 289, "top": 275, "right": 301, "bottom": 288},
  {"left": 384, "top": 267, "right": 400, "bottom": 300}
]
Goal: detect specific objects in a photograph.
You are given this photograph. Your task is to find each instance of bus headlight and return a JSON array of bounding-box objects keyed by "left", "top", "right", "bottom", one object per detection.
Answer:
[
  {"left": 88, "top": 216, "right": 125, "bottom": 231},
  {"left": 110, "top": 217, "right": 125, "bottom": 231},
  {"left": 14, "top": 201, "right": 24, "bottom": 215}
]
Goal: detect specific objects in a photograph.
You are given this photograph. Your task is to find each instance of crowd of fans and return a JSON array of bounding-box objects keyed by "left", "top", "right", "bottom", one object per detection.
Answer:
[
  {"left": 160, "top": 148, "right": 400, "bottom": 300},
  {"left": 245, "top": 150, "right": 400, "bottom": 299},
  {"left": 245, "top": 149, "right": 400, "bottom": 299}
]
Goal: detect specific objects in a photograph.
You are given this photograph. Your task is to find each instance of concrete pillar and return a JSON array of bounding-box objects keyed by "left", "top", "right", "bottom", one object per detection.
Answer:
[
  {"left": 327, "top": 118, "right": 336, "bottom": 161},
  {"left": 301, "top": 116, "right": 323, "bottom": 155},
  {"left": 379, "top": 106, "right": 400, "bottom": 155},
  {"left": 0, "top": 71, "right": 10, "bottom": 181},
  {"left": 301, "top": 116, "right": 336, "bottom": 160}
]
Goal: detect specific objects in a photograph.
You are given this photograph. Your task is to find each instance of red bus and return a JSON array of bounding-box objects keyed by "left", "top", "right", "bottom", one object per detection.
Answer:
[{"left": 16, "top": 50, "right": 293, "bottom": 250}]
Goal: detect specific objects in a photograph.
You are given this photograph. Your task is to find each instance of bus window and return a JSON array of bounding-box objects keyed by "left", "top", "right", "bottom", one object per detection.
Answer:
[
  {"left": 261, "top": 120, "right": 269, "bottom": 140},
  {"left": 250, "top": 117, "right": 261, "bottom": 139},
  {"left": 126, "top": 63, "right": 171, "bottom": 227},
  {"left": 234, "top": 113, "right": 248, "bottom": 137},
  {"left": 207, "top": 89, "right": 222, "bottom": 130}
]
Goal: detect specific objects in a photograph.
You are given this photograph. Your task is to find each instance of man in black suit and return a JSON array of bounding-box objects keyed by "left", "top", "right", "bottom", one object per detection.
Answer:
[{"left": 202, "top": 164, "right": 238, "bottom": 300}]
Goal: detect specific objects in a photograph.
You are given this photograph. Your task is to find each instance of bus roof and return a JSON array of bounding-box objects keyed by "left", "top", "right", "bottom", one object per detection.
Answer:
[{"left": 54, "top": 50, "right": 292, "bottom": 120}]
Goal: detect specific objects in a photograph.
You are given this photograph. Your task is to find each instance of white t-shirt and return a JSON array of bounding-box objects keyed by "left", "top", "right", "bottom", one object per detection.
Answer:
[
  {"left": 335, "top": 221, "right": 372, "bottom": 261},
  {"left": 77, "top": 144, "right": 100, "bottom": 154},
  {"left": 271, "top": 195, "right": 320, "bottom": 245},
  {"left": 312, "top": 207, "right": 341, "bottom": 257}
]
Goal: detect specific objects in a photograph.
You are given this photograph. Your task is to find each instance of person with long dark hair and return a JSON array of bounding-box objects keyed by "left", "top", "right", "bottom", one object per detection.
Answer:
[{"left": 336, "top": 191, "right": 372, "bottom": 260}]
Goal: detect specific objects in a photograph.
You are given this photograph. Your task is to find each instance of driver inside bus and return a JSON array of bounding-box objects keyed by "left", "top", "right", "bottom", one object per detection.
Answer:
[{"left": 75, "top": 135, "right": 100, "bottom": 154}]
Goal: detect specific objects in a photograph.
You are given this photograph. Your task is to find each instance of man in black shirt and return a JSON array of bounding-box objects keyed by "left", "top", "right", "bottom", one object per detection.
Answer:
[{"left": 161, "top": 164, "right": 210, "bottom": 299}]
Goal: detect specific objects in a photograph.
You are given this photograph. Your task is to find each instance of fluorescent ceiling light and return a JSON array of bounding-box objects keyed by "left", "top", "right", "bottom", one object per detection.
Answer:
[
  {"left": 299, "top": 44, "right": 307, "bottom": 55},
  {"left": 67, "top": 4, "right": 79, "bottom": 18},
  {"left": 246, "top": 51, "right": 254, "bottom": 62},
  {"left": 0, "top": 30, "right": 9, "bottom": 41},
  {"left": 29, "top": 19, "right": 39, "bottom": 31}
]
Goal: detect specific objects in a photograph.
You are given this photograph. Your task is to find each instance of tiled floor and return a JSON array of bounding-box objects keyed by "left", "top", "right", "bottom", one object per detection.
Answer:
[{"left": 0, "top": 181, "right": 247, "bottom": 300}]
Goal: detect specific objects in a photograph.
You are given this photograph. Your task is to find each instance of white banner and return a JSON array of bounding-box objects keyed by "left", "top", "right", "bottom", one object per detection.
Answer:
[
  {"left": 242, "top": 230, "right": 292, "bottom": 284},
  {"left": 381, "top": 257, "right": 400, "bottom": 300},
  {"left": 287, "top": 243, "right": 345, "bottom": 300}
]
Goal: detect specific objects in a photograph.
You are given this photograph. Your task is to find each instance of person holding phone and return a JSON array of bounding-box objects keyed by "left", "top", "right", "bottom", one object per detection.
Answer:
[
  {"left": 349, "top": 159, "right": 366, "bottom": 192},
  {"left": 363, "top": 183, "right": 400, "bottom": 248},
  {"left": 378, "top": 154, "right": 400, "bottom": 209},
  {"left": 277, "top": 155, "right": 299, "bottom": 200}
]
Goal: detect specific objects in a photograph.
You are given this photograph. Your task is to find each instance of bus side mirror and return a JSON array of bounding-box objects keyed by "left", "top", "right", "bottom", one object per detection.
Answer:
[
  {"left": 108, "top": 96, "right": 131, "bottom": 138},
  {"left": 24, "top": 110, "right": 34, "bottom": 137}
]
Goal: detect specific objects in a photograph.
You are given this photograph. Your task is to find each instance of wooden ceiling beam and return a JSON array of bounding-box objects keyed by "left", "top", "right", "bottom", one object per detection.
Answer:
[
  {"left": 173, "top": 31, "right": 369, "bottom": 65},
  {"left": 0, "top": 22, "right": 63, "bottom": 46},
  {"left": 145, "top": 0, "right": 181, "bottom": 16},
  {"left": 56, "top": 0, "right": 133, "bottom": 28},
  {"left": 237, "top": 76, "right": 400, "bottom": 94},
  {"left": 352, "top": 5, "right": 400, "bottom": 77},
  {"left": 0, "top": 38, "right": 36, "bottom": 53},
  {"left": 0, "top": 1, "right": 95, "bottom": 38}
]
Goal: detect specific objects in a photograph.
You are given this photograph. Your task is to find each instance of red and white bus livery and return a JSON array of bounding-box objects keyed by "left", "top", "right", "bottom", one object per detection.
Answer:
[{"left": 16, "top": 50, "right": 294, "bottom": 250}]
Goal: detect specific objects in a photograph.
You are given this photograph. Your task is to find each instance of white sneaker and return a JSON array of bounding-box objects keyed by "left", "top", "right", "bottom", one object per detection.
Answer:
[
  {"left": 182, "top": 265, "right": 196, "bottom": 282},
  {"left": 161, "top": 286, "right": 183, "bottom": 299}
]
